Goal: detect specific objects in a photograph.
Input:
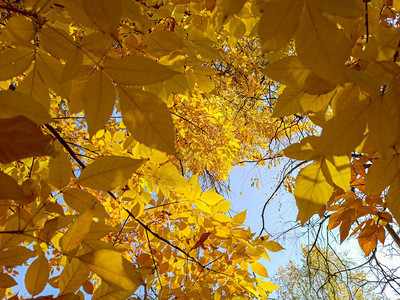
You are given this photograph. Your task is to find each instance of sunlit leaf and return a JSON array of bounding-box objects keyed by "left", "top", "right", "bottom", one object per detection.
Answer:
[
  {"left": 294, "top": 160, "right": 334, "bottom": 224},
  {"left": 82, "top": 71, "right": 116, "bottom": 137},
  {"left": 49, "top": 145, "right": 72, "bottom": 190},
  {"left": 60, "top": 205, "right": 95, "bottom": 252},
  {"left": 119, "top": 88, "right": 176, "bottom": 155},
  {"left": 76, "top": 156, "right": 146, "bottom": 191},
  {"left": 78, "top": 249, "right": 151, "bottom": 291},
  {"left": 59, "top": 258, "right": 89, "bottom": 295}
]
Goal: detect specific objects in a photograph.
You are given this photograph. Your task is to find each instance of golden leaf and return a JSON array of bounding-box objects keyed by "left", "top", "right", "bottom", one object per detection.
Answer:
[
  {"left": 295, "top": 3, "right": 350, "bottom": 84},
  {"left": 104, "top": 56, "right": 179, "bottom": 86},
  {"left": 75, "top": 156, "right": 146, "bottom": 191},
  {"left": 250, "top": 261, "right": 269, "bottom": 278},
  {"left": 294, "top": 160, "right": 334, "bottom": 224},
  {"left": 60, "top": 205, "right": 94, "bottom": 253},
  {"left": 48, "top": 145, "right": 72, "bottom": 190},
  {"left": 0, "top": 116, "right": 53, "bottom": 164},
  {"left": 258, "top": 0, "right": 302, "bottom": 52},
  {"left": 63, "top": 188, "right": 109, "bottom": 219},
  {"left": 0, "top": 246, "right": 35, "bottom": 267},
  {"left": 0, "top": 47, "right": 33, "bottom": 80},
  {"left": 0, "top": 172, "right": 25, "bottom": 201},
  {"left": 119, "top": 88, "right": 176, "bottom": 155},
  {"left": 82, "top": 71, "right": 116, "bottom": 137},
  {"left": 59, "top": 258, "right": 89, "bottom": 295},
  {"left": 25, "top": 254, "right": 49, "bottom": 296},
  {"left": 3, "top": 16, "right": 35, "bottom": 43},
  {"left": 78, "top": 249, "right": 150, "bottom": 291}
]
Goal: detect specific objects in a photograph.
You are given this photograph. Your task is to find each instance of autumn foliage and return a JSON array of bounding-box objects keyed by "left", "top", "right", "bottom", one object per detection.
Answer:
[
  {"left": 0, "top": 0, "right": 286, "bottom": 299},
  {"left": 1, "top": 0, "right": 400, "bottom": 298}
]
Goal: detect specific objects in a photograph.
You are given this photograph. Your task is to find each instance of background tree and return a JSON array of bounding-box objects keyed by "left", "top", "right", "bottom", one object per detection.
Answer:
[{"left": 274, "top": 246, "right": 385, "bottom": 300}]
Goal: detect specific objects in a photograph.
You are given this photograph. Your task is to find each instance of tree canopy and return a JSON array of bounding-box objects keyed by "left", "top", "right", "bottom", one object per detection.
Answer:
[{"left": 1, "top": 0, "right": 400, "bottom": 299}]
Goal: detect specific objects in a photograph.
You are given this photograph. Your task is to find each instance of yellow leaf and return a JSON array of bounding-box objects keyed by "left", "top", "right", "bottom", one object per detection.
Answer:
[
  {"left": 92, "top": 283, "right": 133, "bottom": 300},
  {"left": 214, "top": 213, "right": 231, "bottom": 223},
  {"left": 60, "top": 206, "right": 94, "bottom": 252},
  {"left": 200, "top": 190, "right": 224, "bottom": 206},
  {"left": 119, "top": 88, "right": 176, "bottom": 155},
  {"left": 194, "top": 200, "right": 211, "bottom": 215},
  {"left": 104, "top": 56, "right": 179, "bottom": 86},
  {"left": 303, "top": 73, "right": 337, "bottom": 95},
  {"left": 0, "top": 172, "right": 25, "bottom": 201},
  {"left": 295, "top": 3, "right": 350, "bottom": 84},
  {"left": 365, "top": 156, "right": 398, "bottom": 195},
  {"left": 63, "top": 188, "right": 109, "bottom": 219},
  {"left": 319, "top": 100, "right": 369, "bottom": 155},
  {"left": 386, "top": 180, "right": 400, "bottom": 224},
  {"left": 78, "top": 249, "right": 150, "bottom": 291},
  {"left": 264, "top": 241, "right": 284, "bottom": 252},
  {"left": 318, "top": 0, "right": 363, "bottom": 18},
  {"left": 25, "top": 254, "right": 49, "bottom": 296},
  {"left": 82, "top": 0, "right": 122, "bottom": 37},
  {"left": 39, "top": 27, "right": 76, "bottom": 59},
  {"left": 36, "top": 52, "right": 71, "bottom": 98},
  {"left": 220, "top": 0, "right": 246, "bottom": 19},
  {"left": 324, "top": 155, "right": 351, "bottom": 191},
  {"left": 156, "top": 163, "right": 187, "bottom": 189},
  {"left": 263, "top": 56, "right": 310, "bottom": 87},
  {"left": 49, "top": 145, "right": 72, "bottom": 190},
  {"left": 258, "top": 0, "right": 302, "bottom": 52},
  {"left": 0, "top": 246, "right": 35, "bottom": 267},
  {"left": 272, "top": 87, "right": 303, "bottom": 117},
  {"left": 0, "top": 272, "right": 17, "bottom": 288},
  {"left": 0, "top": 90, "right": 51, "bottom": 124},
  {"left": 280, "top": 136, "right": 322, "bottom": 161},
  {"left": 250, "top": 261, "right": 269, "bottom": 277},
  {"left": 85, "top": 222, "right": 118, "bottom": 240},
  {"left": 82, "top": 71, "right": 116, "bottom": 137},
  {"left": 257, "top": 281, "right": 280, "bottom": 293},
  {"left": 294, "top": 160, "right": 334, "bottom": 224},
  {"left": 61, "top": 48, "right": 84, "bottom": 82},
  {"left": 59, "top": 258, "right": 89, "bottom": 295},
  {"left": 368, "top": 96, "right": 398, "bottom": 154},
  {"left": 3, "top": 16, "right": 35, "bottom": 43},
  {"left": 75, "top": 156, "right": 146, "bottom": 191},
  {"left": 18, "top": 62, "right": 51, "bottom": 109},
  {"left": 216, "top": 200, "right": 230, "bottom": 213},
  {"left": 0, "top": 116, "right": 53, "bottom": 164},
  {"left": 232, "top": 210, "right": 246, "bottom": 225},
  {"left": 0, "top": 47, "right": 34, "bottom": 80}
]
